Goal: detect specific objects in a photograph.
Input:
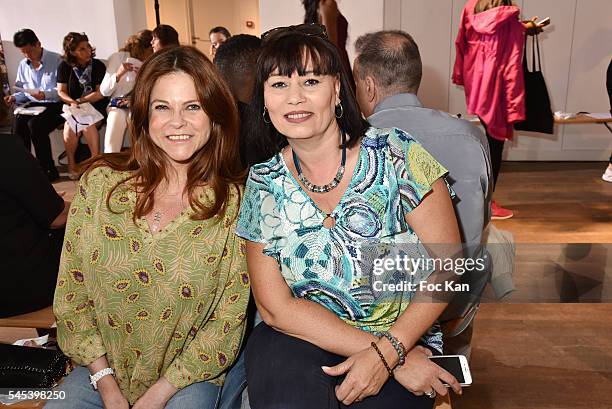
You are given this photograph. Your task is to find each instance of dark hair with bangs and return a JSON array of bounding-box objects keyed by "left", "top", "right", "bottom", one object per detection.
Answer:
[
  {"left": 81, "top": 46, "right": 244, "bottom": 221},
  {"left": 248, "top": 31, "right": 369, "bottom": 161}
]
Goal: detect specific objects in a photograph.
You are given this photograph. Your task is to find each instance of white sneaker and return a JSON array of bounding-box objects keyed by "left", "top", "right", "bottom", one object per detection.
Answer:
[{"left": 603, "top": 166, "right": 612, "bottom": 183}]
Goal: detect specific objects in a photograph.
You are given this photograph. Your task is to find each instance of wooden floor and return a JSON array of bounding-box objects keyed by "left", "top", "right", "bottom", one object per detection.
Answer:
[
  {"left": 1, "top": 161, "right": 611, "bottom": 409},
  {"left": 453, "top": 161, "right": 612, "bottom": 409},
  {"left": 492, "top": 162, "right": 611, "bottom": 243}
]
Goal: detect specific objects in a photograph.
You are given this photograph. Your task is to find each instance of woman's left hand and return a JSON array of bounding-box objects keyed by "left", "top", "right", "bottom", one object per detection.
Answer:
[
  {"left": 132, "top": 377, "right": 178, "bottom": 409},
  {"left": 322, "top": 346, "right": 390, "bottom": 405}
]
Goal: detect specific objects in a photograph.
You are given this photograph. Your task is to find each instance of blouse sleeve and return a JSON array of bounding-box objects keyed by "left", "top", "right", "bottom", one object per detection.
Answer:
[
  {"left": 53, "top": 173, "right": 107, "bottom": 366},
  {"left": 100, "top": 52, "right": 122, "bottom": 97},
  {"left": 235, "top": 168, "right": 268, "bottom": 244},
  {"left": 164, "top": 225, "right": 250, "bottom": 389},
  {"left": 389, "top": 128, "right": 452, "bottom": 213}
]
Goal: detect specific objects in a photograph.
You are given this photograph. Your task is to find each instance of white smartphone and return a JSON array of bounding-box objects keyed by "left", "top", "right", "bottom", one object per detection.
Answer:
[
  {"left": 537, "top": 17, "right": 551, "bottom": 27},
  {"left": 428, "top": 355, "right": 472, "bottom": 386}
]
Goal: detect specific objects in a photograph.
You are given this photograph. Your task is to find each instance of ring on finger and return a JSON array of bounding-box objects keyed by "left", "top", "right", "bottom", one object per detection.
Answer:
[{"left": 425, "top": 389, "right": 437, "bottom": 399}]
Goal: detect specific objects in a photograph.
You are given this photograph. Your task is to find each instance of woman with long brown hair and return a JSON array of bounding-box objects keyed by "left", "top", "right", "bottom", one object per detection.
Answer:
[{"left": 47, "top": 46, "right": 249, "bottom": 409}]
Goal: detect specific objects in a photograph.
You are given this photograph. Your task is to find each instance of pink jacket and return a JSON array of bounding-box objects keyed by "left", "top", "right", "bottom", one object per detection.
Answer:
[{"left": 452, "top": 0, "right": 526, "bottom": 141}]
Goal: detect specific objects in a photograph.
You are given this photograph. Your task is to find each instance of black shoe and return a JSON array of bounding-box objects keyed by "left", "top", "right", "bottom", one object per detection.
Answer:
[{"left": 45, "top": 167, "right": 60, "bottom": 183}]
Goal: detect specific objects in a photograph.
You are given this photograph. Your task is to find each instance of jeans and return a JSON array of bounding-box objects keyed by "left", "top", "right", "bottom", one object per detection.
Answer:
[
  {"left": 218, "top": 348, "right": 247, "bottom": 409},
  {"left": 219, "top": 311, "right": 262, "bottom": 409},
  {"left": 44, "top": 366, "right": 221, "bottom": 409}
]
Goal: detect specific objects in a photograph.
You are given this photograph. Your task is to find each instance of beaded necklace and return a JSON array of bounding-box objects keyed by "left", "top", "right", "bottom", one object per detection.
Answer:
[{"left": 292, "top": 129, "right": 346, "bottom": 194}]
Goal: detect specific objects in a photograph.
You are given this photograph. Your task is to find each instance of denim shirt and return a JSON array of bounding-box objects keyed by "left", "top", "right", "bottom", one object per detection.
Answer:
[{"left": 13, "top": 48, "right": 62, "bottom": 104}]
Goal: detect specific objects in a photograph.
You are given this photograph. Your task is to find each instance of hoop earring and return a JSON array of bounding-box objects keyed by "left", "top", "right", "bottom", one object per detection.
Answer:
[
  {"left": 335, "top": 102, "right": 344, "bottom": 119},
  {"left": 262, "top": 106, "right": 271, "bottom": 124}
]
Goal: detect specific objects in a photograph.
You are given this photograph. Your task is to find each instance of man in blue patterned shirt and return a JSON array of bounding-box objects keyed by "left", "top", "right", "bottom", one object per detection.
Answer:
[{"left": 4, "top": 29, "right": 64, "bottom": 181}]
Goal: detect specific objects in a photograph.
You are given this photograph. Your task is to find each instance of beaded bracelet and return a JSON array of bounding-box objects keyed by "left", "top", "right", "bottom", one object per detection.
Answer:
[
  {"left": 376, "top": 331, "right": 407, "bottom": 367},
  {"left": 370, "top": 342, "right": 394, "bottom": 377}
]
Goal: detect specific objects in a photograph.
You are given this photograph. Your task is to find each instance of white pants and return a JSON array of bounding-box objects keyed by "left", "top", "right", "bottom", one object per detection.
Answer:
[{"left": 103, "top": 107, "right": 129, "bottom": 153}]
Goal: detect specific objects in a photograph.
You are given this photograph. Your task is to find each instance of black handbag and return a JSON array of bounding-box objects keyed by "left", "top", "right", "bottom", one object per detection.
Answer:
[
  {"left": 514, "top": 33, "right": 554, "bottom": 134},
  {"left": 0, "top": 344, "right": 70, "bottom": 388}
]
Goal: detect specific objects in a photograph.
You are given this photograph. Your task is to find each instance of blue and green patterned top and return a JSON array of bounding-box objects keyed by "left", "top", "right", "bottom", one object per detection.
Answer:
[{"left": 236, "top": 127, "right": 450, "bottom": 351}]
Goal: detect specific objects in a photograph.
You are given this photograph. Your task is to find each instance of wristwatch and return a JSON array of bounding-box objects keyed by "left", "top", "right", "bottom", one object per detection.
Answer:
[{"left": 89, "top": 367, "right": 115, "bottom": 390}]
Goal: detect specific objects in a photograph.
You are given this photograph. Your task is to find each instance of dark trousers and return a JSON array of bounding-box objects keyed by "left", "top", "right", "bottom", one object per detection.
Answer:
[
  {"left": 478, "top": 118, "right": 505, "bottom": 189},
  {"left": 13, "top": 102, "right": 64, "bottom": 172},
  {"left": 245, "top": 323, "right": 435, "bottom": 409}
]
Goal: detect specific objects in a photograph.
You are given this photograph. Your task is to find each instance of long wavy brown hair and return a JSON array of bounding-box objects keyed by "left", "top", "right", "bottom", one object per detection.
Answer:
[
  {"left": 83, "top": 45, "right": 244, "bottom": 221},
  {"left": 120, "top": 30, "right": 153, "bottom": 61}
]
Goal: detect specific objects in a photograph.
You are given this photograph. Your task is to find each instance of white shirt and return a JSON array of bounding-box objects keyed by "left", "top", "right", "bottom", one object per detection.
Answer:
[{"left": 100, "top": 51, "right": 141, "bottom": 98}]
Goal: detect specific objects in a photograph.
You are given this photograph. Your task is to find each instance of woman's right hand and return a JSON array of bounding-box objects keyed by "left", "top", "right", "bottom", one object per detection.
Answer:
[
  {"left": 393, "top": 346, "right": 462, "bottom": 398},
  {"left": 321, "top": 345, "right": 390, "bottom": 405},
  {"left": 98, "top": 379, "right": 129, "bottom": 409},
  {"left": 115, "top": 62, "right": 134, "bottom": 79},
  {"left": 101, "top": 393, "right": 129, "bottom": 409}
]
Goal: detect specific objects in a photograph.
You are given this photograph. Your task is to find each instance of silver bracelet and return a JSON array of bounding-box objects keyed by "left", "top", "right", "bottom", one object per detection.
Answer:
[{"left": 89, "top": 367, "right": 114, "bottom": 390}]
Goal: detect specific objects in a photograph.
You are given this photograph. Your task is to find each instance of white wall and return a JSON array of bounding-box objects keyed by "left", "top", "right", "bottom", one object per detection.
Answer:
[
  {"left": 1, "top": 0, "right": 148, "bottom": 85},
  {"left": 0, "top": 0, "right": 148, "bottom": 164},
  {"left": 259, "top": 0, "right": 384, "bottom": 70}
]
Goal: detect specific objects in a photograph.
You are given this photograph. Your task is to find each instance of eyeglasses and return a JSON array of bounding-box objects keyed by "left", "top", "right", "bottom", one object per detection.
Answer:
[{"left": 261, "top": 23, "right": 328, "bottom": 44}]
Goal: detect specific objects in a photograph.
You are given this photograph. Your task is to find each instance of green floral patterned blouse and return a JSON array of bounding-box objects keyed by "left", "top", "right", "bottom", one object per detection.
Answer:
[{"left": 53, "top": 166, "right": 249, "bottom": 404}]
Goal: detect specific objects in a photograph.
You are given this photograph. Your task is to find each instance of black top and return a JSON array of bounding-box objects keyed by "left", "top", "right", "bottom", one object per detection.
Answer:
[
  {"left": 0, "top": 134, "right": 64, "bottom": 292},
  {"left": 57, "top": 59, "right": 108, "bottom": 115},
  {"left": 237, "top": 101, "right": 279, "bottom": 168}
]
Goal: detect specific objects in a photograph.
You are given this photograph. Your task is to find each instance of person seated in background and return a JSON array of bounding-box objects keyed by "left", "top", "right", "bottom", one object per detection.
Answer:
[
  {"left": 100, "top": 30, "right": 153, "bottom": 153},
  {"left": 151, "top": 24, "right": 180, "bottom": 53},
  {"left": 57, "top": 32, "right": 108, "bottom": 179},
  {"left": 353, "top": 30, "right": 492, "bottom": 357},
  {"left": 4, "top": 29, "right": 64, "bottom": 181},
  {"left": 237, "top": 25, "right": 461, "bottom": 409},
  {"left": 47, "top": 46, "right": 249, "bottom": 409},
  {"left": 213, "top": 34, "right": 266, "bottom": 167},
  {"left": 0, "top": 133, "right": 69, "bottom": 318},
  {"left": 209, "top": 26, "right": 231, "bottom": 59}
]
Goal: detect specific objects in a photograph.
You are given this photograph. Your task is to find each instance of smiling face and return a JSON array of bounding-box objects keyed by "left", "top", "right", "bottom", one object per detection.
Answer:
[
  {"left": 264, "top": 60, "right": 340, "bottom": 142},
  {"left": 71, "top": 41, "right": 92, "bottom": 65},
  {"left": 148, "top": 71, "right": 211, "bottom": 167}
]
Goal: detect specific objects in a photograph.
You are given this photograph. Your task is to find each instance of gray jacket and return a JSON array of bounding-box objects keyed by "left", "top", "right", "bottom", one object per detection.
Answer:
[{"left": 368, "top": 93, "right": 492, "bottom": 246}]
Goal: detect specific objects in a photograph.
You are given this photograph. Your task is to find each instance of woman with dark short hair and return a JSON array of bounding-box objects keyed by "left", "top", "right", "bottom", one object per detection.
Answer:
[
  {"left": 236, "top": 25, "right": 462, "bottom": 409},
  {"left": 57, "top": 32, "right": 108, "bottom": 179},
  {"left": 151, "top": 24, "right": 180, "bottom": 53},
  {"left": 209, "top": 26, "right": 231, "bottom": 58},
  {"left": 47, "top": 46, "right": 249, "bottom": 409}
]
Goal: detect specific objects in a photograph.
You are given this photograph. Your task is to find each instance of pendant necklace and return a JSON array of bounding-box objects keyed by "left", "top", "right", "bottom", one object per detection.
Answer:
[
  {"left": 150, "top": 193, "right": 184, "bottom": 233},
  {"left": 292, "top": 129, "right": 347, "bottom": 229}
]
